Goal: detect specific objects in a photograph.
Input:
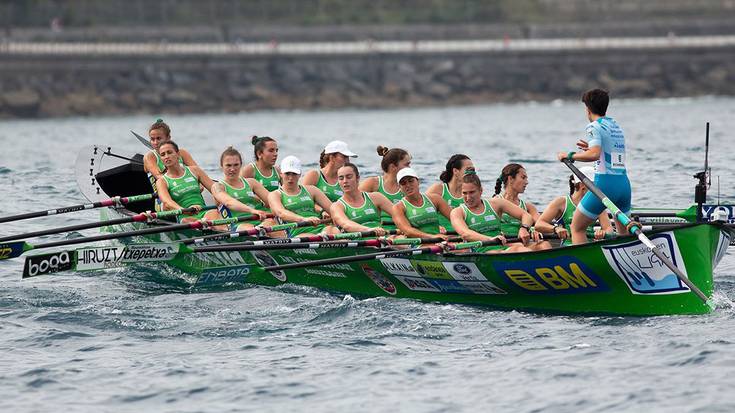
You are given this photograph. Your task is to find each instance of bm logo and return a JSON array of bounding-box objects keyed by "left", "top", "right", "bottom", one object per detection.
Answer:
[{"left": 493, "top": 256, "right": 608, "bottom": 294}]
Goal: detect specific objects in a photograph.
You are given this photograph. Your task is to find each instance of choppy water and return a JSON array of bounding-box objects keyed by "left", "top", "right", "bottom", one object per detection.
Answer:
[{"left": 1, "top": 97, "right": 734, "bottom": 412}]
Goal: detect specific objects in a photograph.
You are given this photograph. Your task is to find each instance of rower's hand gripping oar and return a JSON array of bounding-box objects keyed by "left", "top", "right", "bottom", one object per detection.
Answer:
[
  {"left": 561, "top": 158, "right": 711, "bottom": 306},
  {"left": 0, "top": 193, "right": 156, "bottom": 225}
]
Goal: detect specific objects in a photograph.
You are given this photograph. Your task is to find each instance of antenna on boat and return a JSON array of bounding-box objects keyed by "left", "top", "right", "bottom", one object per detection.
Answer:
[{"left": 693, "top": 122, "right": 710, "bottom": 222}]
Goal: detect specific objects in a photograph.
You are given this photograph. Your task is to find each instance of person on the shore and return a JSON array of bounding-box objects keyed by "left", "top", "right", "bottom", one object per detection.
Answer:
[
  {"left": 330, "top": 163, "right": 394, "bottom": 236},
  {"left": 302, "top": 140, "right": 358, "bottom": 202},
  {"left": 241, "top": 135, "right": 281, "bottom": 192},
  {"left": 534, "top": 166, "right": 613, "bottom": 245},
  {"left": 557, "top": 88, "right": 632, "bottom": 244},
  {"left": 427, "top": 154, "right": 474, "bottom": 233},
  {"left": 359, "top": 146, "right": 412, "bottom": 231}
]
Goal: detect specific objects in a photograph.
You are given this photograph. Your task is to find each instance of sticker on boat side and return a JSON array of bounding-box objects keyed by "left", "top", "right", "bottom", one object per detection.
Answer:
[
  {"left": 493, "top": 256, "right": 608, "bottom": 294},
  {"left": 601, "top": 232, "right": 689, "bottom": 295},
  {"left": 380, "top": 258, "right": 506, "bottom": 295},
  {"left": 250, "top": 250, "right": 287, "bottom": 282},
  {"left": 195, "top": 265, "right": 250, "bottom": 287},
  {"left": 76, "top": 243, "right": 179, "bottom": 270},
  {"left": 360, "top": 264, "right": 396, "bottom": 295}
]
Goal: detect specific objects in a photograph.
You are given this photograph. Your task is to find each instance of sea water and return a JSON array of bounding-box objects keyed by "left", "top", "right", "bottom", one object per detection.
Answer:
[{"left": 0, "top": 97, "right": 734, "bottom": 412}]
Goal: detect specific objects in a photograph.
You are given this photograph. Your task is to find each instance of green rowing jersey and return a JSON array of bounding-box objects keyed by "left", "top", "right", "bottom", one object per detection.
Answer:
[
  {"left": 338, "top": 192, "right": 381, "bottom": 228},
  {"left": 163, "top": 166, "right": 206, "bottom": 220},
  {"left": 316, "top": 171, "right": 344, "bottom": 202},
  {"left": 439, "top": 183, "right": 464, "bottom": 232},
  {"left": 251, "top": 162, "right": 280, "bottom": 192},
  {"left": 280, "top": 185, "right": 324, "bottom": 236},
  {"left": 461, "top": 199, "right": 504, "bottom": 252},
  {"left": 498, "top": 197, "right": 527, "bottom": 237},
  {"left": 377, "top": 176, "right": 402, "bottom": 229},
  {"left": 219, "top": 178, "right": 264, "bottom": 220},
  {"left": 401, "top": 194, "right": 440, "bottom": 235},
  {"left": 556, "top": 195, "right": 595, "bottom": 246}
]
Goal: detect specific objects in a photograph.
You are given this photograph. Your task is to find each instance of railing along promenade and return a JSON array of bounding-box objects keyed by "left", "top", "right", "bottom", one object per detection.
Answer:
[{"left": 2, "top": 35, "right": 735, "bottom": 56}]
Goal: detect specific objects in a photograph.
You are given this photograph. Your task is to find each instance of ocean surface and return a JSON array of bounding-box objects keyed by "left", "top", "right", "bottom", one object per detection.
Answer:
[{"left": 0, "top": 97, "right": 734, "bottom": 412}]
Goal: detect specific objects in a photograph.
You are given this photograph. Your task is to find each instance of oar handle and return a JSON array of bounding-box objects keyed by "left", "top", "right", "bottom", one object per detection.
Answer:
[{"left": 0, "top": 193, "right": 156, "bottom": 224}]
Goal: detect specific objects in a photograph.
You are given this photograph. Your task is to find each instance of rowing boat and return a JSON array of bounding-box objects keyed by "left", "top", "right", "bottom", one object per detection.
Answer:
[{"left": 35, "top": 144, "right": 731, "bottom": 316}]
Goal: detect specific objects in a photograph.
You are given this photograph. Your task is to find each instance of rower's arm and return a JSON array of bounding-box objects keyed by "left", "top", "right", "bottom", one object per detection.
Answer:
[
  {"left": 426, "top": 182, "right": 442, "bottom": 196},
  {"left": 143, "top": 152, "right": 163, "bottom": 180},
  {"left": 535, "top": 198, "right": 565, "bottom": 234},
  {"left": 248, "top": 179, "right": 271, "bottom": 209},
  {"left": 571, "top": 145, "right": 601, "bottom": 162},
  {"left": 212, "top": 183, "right": 258, "bottom": 214},
  {"left": 155, "top": 179, "right": 182, "bottom": 211},
  {"left": 180, "top": 149, "right": 198, "bottom": 167},
  {"left": 392, "top": 203, "right": 434, "bottom": 239},
  {"left": 597, "top": 210, "right": 614, "bottom": 234},
  {"left": 358, "top": 176, "right": 378, "bottom": 192},
  {"left": 428, "top": 193, "right": 452, "bottom": 219},
  {"left": 240, "top": 163, "right": 255, "bottom": 179},
  {"left": 450, "top": 207, "right": 494, "bottom": 242},
  {"left": 307, "top": 186, "right": 333, "bottom": 215},
  {"left": 301, "top": 170, "right": 319, "bottom": 186},
  {"left": 493, "top": 198, "right": 534, "bottom": 227},
  {"left": 370, "top": 193, "right": 394, "bottom": 218},
  {"left": 330, "top": 202, "right": 371, "bottom": 232},
  {"left": 267, "top": 191, "right": 304, "bottom": 223},
  {"left": 191, "top": 166, "right": 215, "bottom": 193},
  {"left": 526, "top": 201, "right": 541, "bottom": 222}
]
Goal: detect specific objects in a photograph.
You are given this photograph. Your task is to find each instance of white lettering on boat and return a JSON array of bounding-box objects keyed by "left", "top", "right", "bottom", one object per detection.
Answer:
[{"left": 77, "top": 244, "right": 179, "bottom": 270}]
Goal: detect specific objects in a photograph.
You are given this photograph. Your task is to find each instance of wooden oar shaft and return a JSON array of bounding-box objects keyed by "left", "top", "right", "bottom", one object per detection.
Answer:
[
  {"left": 0, "top": 205, "right": 207, "bottom": 243},
  {"left": 263, "top": 245, "right": 443, "bottom": 271},
  {"left": 562, "top": 159, "right": 709, "bottom": 304},
  {"left": 0, "top": 193, "right": 156, "bottom": 225}
]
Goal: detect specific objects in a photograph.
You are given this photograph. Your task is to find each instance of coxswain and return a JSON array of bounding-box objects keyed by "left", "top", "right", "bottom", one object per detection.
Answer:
[
  {"left": 535, "top": 166, "right": 613, "bottom": 245},
  {"left": 267, "top": 155, "right": 339, "bottom": 237},
  {"left": 556, "top": 88, "right": 632, "bottom": 244}
]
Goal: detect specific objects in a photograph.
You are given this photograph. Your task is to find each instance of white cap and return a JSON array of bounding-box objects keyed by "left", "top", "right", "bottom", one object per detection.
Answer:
[
  {"left": 397, "top": 167, "right": 419, "bottom": 183},
  {"left": 324, "top": 140, "right": 357, "bottom": 157},
  {"left": 572, "top": 166, "right": 596, "bottom": 183},
  {"left": 280, "top": 155, "right": 302, "bottom": 175}
]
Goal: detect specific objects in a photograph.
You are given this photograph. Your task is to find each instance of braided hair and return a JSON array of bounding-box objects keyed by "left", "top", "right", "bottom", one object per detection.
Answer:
[{"left": 494, "top": 163, "right": 524, "bottom": 195}]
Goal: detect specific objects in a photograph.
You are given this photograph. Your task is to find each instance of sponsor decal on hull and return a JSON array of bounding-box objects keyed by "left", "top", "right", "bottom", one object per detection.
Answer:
[
  {"left": 493, "top": 256, "right": 607, "bottom": 294},
  {"left": 195, "top": 265, "right": 251, "bottom": 287},
  {"left": 250, "top": 250, "right": 287, "bottom": 282},
  {"left": 76, "top": 243, "right": 179, "bottom": 270},
  {"left": 360, "top": 264, "right": 396, "bottom": 295},
  {"left": 23, "top": 251, "right": 74, "bottom": 278},
  {"left": 380, "top": 258, "right": 505, "bottom": 295},
  {"left": 602, "top": 232, "right": 689, "bottom": 295}
]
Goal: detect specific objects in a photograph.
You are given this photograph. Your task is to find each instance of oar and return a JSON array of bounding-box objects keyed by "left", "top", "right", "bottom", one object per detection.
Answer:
[
  {"left": 180, "top": 228, "right": 398, "bottom": 246},
  {"left": 192, "top": 235, "right": 455, "bottom": 253},
  {"left": 1, "top": 214, "right": 256, "bottom": 261},
  {"left": 0, "top": 193, "right": 156, "bottom": 224},
  {"left": 263, "top": 245, "right": 444, "bottom": 271},
  {"left": 131, "top": 130, "right": 154, "bottom": 150},
  {"left": 0, "top": 205, "right": 216, "bottom": 243},
  {"left": 562, "top": 159, "right": 710, "bottom": 305}
]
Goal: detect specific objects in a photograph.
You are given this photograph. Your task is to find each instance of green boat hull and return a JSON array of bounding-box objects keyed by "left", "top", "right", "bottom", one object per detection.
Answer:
[{"left": 101, "top": 207, "right": 731, "bottom": 316}]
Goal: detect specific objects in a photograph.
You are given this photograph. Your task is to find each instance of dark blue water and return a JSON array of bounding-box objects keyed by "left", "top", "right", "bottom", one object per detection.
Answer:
[{"left": 1, "top": 97, "right": 734, "bottom": 412}]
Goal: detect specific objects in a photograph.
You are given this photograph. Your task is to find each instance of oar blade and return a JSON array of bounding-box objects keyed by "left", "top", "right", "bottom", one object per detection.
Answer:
[{"left": 0, "top": 242, "right": 32, "bottom": 260}]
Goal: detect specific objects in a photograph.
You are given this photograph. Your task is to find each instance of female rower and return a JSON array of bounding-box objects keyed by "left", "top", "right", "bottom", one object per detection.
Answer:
[
  {"left": 211, "top": 146, "right": 275, "bottom": 231},
  {"left": 155, "top": 141, "right": 219, "bottom": 223},
  {"left": 392, "top": 167, "right": 452, "bottom": 239},
  {"left": 330, "top": 163, "right": 395, "bottom": 236},
  {"left": 267, "top": 155, "right": 339, "bottom": 237},
  {"left": 557, "top": 88, "right": 631, "bottom": 244},
  {"left": 535, "top": 166, "right": 613, "bottom": 245},
  {"left": 143, "top": 118, "right": 197, "bottom": 181},
  {"left": 301, "top": 140, "right": 358, "bottom": 202},
  {"left": 427, "top": 154, "right": 474, "bottom": 232},
  {"left": 450, "top": 172, "right": 537, "bottom": 253},
  {"left": 494, "top": 163, "right": 542, "bottom": 237},
  {"left": 241, "top": 135, "right": 281, "bottom": 192},
  {"left": 359, "top": 145, "right": 412, "bottom": 230}
]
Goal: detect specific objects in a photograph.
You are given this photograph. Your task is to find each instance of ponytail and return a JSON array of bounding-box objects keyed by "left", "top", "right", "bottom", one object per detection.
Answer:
[
  {"left": 568, "top": 175, "right": 575, "bottom": 196},
  {"left": 439, "top": 154, "right": 470, "bottom": 183},
  {"left": 319, "top": 150, "right": 328, "bottom": 168},
  {"left": 251, "top": 135, "right": 276, "bottom": 161}
]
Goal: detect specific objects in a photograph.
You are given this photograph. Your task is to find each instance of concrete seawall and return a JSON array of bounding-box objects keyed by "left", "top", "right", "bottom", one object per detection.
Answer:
[{"left": 1, "top": 37, "right": 734, "bottom": 117}]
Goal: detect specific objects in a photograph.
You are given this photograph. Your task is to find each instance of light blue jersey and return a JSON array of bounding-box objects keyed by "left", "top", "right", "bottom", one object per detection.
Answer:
[{"left": 587, "top": 117, "right": 626, "bottom": 175}]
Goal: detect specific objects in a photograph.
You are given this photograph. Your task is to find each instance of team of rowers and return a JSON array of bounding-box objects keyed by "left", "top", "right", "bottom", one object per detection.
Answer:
[{"left": 143, "top": 88, "right": 632, "bottom": 254}]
